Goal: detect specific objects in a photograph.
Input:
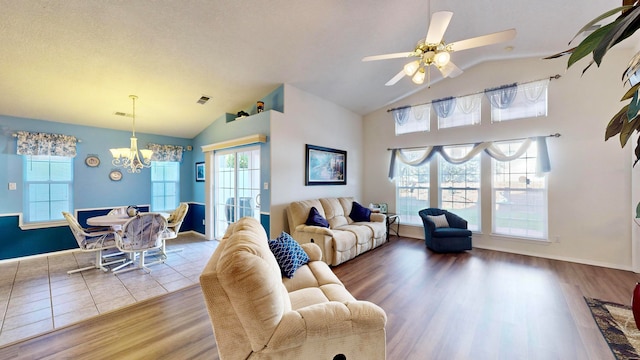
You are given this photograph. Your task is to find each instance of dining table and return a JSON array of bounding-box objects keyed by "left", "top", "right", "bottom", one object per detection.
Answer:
[{"left": 87, "top": 212, "right": 169, "bottom": 227}]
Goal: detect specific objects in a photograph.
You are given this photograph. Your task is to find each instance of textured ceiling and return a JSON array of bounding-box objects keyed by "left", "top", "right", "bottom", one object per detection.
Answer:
[{"left": 0, "top": 0, "right": 630, "bottom": 138}]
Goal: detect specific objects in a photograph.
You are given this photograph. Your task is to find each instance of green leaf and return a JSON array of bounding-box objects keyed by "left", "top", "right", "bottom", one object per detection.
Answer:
[
  {"left": 620, "top": 112, "right": 640, "bottom": 147},
  {"left": 629, "top": 90, "right": 640, "bottom": 120},
  {"left": 594, "top": 6, "right": 640, "bottom": 65},
  {"left": 568, "top": 23, "right": 615, "bottom": 68},
  {"left": 622, "top": 83, "right": 640, "bottom": 100},
  {"left": 606, "top": 104, "right": 629, "bottom": 141},
  {"left": 569, "top": 5, "right": 633, "bottom": 44}
]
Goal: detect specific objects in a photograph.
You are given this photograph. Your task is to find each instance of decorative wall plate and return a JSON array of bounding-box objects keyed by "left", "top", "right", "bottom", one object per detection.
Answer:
[
  {"left": 85, "top": 155, "right": 100, "bottom": 167},
  {"left": 109, "top": 170, "right": 123, "bottom": 181}
]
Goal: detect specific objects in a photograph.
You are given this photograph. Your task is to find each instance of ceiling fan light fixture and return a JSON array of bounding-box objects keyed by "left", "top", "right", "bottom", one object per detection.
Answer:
[
  {"left": 412, "top": 68, "right": 426, "bottom": 84},
  {"left": 434, "top": 51, "right": 450, "bottom": 67},
  {"left": 403, "top": 60, "right": 420, "bottom": 76}
]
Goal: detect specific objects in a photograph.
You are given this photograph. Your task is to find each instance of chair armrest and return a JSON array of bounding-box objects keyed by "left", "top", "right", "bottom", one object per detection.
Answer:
[
  {"left": 300, "top": 243, "right": 323, "bottom": 261},
  {"left": 370, "top": 213, "right": 386, "bottom": 223}
]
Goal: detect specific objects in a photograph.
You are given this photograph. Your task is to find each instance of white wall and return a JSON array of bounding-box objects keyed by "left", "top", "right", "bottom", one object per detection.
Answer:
[
  {"left": 270, "top": 84, "right": 363, "bottom": 238},
  {"left": 363, "top": 50, "right": 635, "bottom": 270}
]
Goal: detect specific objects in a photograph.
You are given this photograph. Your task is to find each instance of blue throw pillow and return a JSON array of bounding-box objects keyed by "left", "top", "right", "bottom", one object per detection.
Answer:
[
  {"left": 268, "top": 232, "right": 310, "bottom": 278},
  {"left": 305, "top": 207, "right": 329, "bottom": 228},
  {"left": 349, "top": 201, "right": 371, "bottom": 222}
]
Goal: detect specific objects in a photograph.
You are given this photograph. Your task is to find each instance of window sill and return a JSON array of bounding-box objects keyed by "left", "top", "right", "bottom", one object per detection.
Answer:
[
  {"left": 20, "top": 219, "right": 67, "bottom": 230},
  {"left": 489, "top": 232, "right": 551, "bottom": 244}
]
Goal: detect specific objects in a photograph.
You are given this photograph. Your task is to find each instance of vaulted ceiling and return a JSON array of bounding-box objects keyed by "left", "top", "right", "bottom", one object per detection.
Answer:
[{"left": 0, "top": 1, "right": 629, "bottom": 138}]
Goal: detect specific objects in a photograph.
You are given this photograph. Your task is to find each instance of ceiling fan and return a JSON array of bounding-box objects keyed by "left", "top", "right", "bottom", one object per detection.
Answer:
[{"left": 363, "top": 11, "right": 516, "bottom": 86}]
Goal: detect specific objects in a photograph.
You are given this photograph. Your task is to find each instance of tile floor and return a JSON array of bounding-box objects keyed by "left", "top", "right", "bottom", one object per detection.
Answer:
[{"left": 0, "top": 233, "right": 218, "bottom": 347}]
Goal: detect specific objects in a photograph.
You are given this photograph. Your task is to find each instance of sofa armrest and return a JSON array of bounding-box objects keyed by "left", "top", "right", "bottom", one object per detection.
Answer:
[
  {"left": 370, "top": 213, "right": 386, "bottom": 223},
  {"left": 300, "top": 243, "right": 322, "bottom": 261},
  {"left": 295, "top": 224, "right": 334, "bottom": 236},
  {"left": 268, "top": 301, "right": 387, "bottom": 350}
]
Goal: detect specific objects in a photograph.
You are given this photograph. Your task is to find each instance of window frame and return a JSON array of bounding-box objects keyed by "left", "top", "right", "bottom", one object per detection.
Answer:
[
  {"left": 22, "top": 155, "right": 73, "bottom": 227},
  {"left": 437, "top": 146, "right": 481, "bottom": 232},
  {"left": 491, "top": 141, "right": 548, "bottom": 240},
  {"left": 151, "top": 161, "right": 180, "bottom": 212},
  {"left": 394, "top": 150, "right": 430, "bottom": 226}
]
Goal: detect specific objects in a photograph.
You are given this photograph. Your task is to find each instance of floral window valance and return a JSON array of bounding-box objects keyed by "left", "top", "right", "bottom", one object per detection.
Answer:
[
  {"left": 388, "top": 135, "right": 556, "bottom": 180},
  {"left": 147, "top": 143, "right": 184, "bottom": 162},
  {"left": 15, "top": 131, "right": 78, "bottom": 157}
]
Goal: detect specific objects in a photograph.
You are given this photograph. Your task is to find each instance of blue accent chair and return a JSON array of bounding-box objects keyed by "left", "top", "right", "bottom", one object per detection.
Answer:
[{"left": 418, "top": 208, "right": 472, "bottom": 253}]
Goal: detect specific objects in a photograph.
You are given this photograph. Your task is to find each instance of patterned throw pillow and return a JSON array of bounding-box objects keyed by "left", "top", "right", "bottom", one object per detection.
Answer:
[
  {"left": 268, "top": 232, "right": 310, "bottom": 278},
  {"left": 349, "top": 201, "right": 371, "bottom": 222},
  {"left": 427, "top": 214, "right": 450, "bottom": 228},
  {"left": 305, "top": 206, "right": 329, "bottom": 228}
]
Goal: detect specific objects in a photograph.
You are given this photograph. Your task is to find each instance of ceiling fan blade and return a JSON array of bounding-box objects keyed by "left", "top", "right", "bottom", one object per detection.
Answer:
[
  {"left": 449, "top": 28, "right": 516, "bottom": 52},
  {"left": 362, "top": 52, "right": 414, "bottom": 62},
  {"left": 425, "top": 11, "right": 453, "bottom": 44},
  {"left": 385, "top": 69, "right": 407, "bottom": 86},
  {"left": 439, "top": 62, "right": 463, "bottom": 78}
]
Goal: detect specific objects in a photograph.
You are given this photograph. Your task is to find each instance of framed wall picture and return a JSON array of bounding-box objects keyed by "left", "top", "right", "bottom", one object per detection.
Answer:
[
  {"left": 195, "top": 162, "right": 205, "bottom": 182},
  {"left": 84, "top": 155, "right": 100, "bottom": 167},
  {"left": 305, "top": 144, "right": 347, "bottom": 186}
]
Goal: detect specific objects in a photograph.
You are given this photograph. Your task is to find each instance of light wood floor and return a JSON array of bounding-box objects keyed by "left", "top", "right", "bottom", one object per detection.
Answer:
[{"left": 1, "top": 235, "right": 638, "bottom": 359}]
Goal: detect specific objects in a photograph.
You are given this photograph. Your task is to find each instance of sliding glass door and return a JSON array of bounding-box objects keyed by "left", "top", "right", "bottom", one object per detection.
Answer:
[{"left": 213, "top": 146, "right": 261, "bottom": 239}]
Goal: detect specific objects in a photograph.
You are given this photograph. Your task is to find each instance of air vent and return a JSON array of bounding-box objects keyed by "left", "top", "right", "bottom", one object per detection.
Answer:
[{"left": 197, "top": 95, "right": 211, "bottom": 105}]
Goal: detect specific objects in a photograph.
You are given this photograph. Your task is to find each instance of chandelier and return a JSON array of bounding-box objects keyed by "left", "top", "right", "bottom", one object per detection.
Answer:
[
  {"left": 402, "top": 41, "right": 452, "bottom": 85},
  {"left": 110, "top": 95, "right": 153, "bottom": 173}
]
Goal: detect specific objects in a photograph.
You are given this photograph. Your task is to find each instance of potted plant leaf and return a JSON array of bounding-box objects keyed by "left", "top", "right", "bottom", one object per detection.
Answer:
[{"left": 547, "top": 1, "right": 640, "bottom": 163}]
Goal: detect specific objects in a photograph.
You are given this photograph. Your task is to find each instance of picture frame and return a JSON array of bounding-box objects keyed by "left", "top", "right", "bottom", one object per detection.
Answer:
[
  {"left": 195, "top": 162, "right": 205, "bottom": 182},
  {"left": 305, "top": 144, "right": 347, "bottom": 186},
  {"left": 378, "top": 203, "right": 388, "bottom": 214},
  {"left": 84, "top": 155, "right": 100, "bottom": 167}
]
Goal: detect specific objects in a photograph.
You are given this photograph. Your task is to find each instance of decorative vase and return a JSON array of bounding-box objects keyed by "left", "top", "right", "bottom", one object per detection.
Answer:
[{"left": 633, "top": 282, "right": 640, "bottom": 329}]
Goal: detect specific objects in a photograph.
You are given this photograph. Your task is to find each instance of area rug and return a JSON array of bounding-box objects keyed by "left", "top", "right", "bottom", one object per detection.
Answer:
[{"left": 585, "top": 297, "right": 640, "bottom": 360}]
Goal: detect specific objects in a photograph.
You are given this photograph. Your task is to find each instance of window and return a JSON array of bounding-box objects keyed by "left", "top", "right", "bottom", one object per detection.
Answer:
[
  {"left": 492, "top": 141, "right": 547, "bottom": 239},
  {"left": 437, "top": 94, "right": 482, "bottom": 130},
  {"left": 151, "top": 161, "right": 179, "bottom": 212},
  {"left": 24, "top": 155, "right": 73, "bottom": 223},
  {"left": 394, "top": 105, "right": 430, "bottom": 135},
  {"left": 489, "top": 79, "right": 549, "bottom": 123},
  {"left": 438, "top": 145, "right": 481, "bottom": 231},
  {"left": 395, "top": 150, "right": 430, "bottom": 226}
]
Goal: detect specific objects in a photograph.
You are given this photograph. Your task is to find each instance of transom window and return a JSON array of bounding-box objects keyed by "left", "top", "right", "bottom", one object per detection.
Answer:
[{"left": 24, "top": 155, "right": 73, "bottom": 222}]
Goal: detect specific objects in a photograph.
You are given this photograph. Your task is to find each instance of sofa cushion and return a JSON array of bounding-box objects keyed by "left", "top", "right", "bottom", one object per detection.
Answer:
[
  {"left": 433, "top": 227, "right": 472, "bottom": 238},
  {"left": 427, "top": 214, "right": 450, "bottom": 228},
  {"left": 305, "top": 207, "right": 329, "bottom": 228},
  {"left": 269, "top": 232, "right": 310, "bottom": 278},
  {"left": 320, "top": 197, "right": 350, "bottom": 228},
  {"left": 349, "top": 201, "right": 371, "bottom": 222}
]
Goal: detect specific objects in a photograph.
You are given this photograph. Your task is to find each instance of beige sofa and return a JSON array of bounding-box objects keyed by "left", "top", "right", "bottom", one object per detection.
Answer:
[
  {"left": 286, "top": 197, "right": 387, "bottom": 266},
  {"left": 199, "top": 217, "right": 387, "bottom": 360}
]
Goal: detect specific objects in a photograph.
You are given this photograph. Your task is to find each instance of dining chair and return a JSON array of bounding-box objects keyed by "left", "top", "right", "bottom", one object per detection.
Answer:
[
  {"left": 113, "top": 213, "right": 168, "bottom": 274},
  {"left": 62, "top": 212, "right": 124, "bottom": 274},
  {"left": 161, "top": 202, "right": 189, "bottom": 256}
]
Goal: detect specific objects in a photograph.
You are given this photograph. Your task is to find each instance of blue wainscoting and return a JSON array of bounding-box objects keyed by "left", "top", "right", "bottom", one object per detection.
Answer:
[
  {"left": 0, "top": 215, "right": 76, "bottom": 260},
  {"left": 0, "top": 203, "right": 205, "bottom": 261},
  {"left": 186, "top": 203, "right": 205, "bottom": 234}
]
